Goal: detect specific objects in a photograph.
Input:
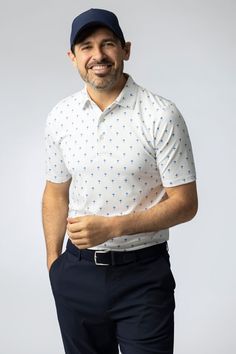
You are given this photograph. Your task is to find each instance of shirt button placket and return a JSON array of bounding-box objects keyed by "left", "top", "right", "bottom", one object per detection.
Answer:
[{"left": 96, "top": 113, "right": 105, "bottom": 156}]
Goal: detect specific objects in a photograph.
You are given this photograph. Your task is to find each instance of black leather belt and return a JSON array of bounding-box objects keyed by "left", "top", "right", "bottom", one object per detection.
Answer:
[{"left": 66, "top": 238, "right": 167, "bottom": 266}]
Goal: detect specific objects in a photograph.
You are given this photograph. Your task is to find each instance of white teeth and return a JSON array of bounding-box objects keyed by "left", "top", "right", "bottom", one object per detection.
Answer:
[{"left": 91, "top": 65, "right": 111, "bottom": 70}]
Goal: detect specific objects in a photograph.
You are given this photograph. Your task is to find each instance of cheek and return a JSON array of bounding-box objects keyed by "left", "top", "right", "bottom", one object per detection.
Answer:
[
  {"left": 114, "top": 51, "right": 125, "bottom": 63},
  {"left": 75, "top": 54, "right": 90, "bottom": 69},
  {"left": 76, "top": 60, "right": 88, "bottom": 72}
]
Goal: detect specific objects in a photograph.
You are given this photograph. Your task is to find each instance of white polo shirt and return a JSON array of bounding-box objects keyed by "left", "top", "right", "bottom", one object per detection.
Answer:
[{"left": 45, "top": 74, "right": 196, "bottom": 251}]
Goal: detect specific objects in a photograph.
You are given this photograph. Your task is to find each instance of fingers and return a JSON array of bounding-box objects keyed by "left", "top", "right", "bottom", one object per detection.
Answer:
[
  {"left": 67, "top": 229, "right": 93, "bottom": 248},
  {"left": 67, "top": 222, "right": 82, "bottom": 233},
  {"left": 67, "top": 217, "right": 79, "bottom": 223},
  {"left": 70, "top": 238, "right": 90, "bottom": 249},
  {"left": 67, "top": 230, "right": 82, "bottom": 239}
]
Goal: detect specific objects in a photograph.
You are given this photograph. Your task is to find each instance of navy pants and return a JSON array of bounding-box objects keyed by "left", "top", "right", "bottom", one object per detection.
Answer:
[{"left": 49, "top": 239, "right": 176, "bottom": 354}]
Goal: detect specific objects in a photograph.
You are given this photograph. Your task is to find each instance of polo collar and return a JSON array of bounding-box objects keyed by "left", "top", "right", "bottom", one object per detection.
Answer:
[{"left": 80, "top": 74, "right": 138, "bottom": 110}]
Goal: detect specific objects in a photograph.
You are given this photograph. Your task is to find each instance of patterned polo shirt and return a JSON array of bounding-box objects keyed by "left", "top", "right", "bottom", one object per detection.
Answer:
[{"left": 44, "top": 74, "right": 196, "bottom": 251}]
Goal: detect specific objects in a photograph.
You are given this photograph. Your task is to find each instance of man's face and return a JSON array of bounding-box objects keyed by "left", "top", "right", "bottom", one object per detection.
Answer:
[{"left": 68, "top": 27, "right": 131, "bottom": 91}]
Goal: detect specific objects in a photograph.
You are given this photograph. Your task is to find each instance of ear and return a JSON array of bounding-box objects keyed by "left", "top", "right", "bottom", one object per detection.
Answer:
[
  {"left": 123, "top": 42, "right": 131, "bottom": 61},
  {"left": 67, "top": 50, "right": 78, "bottom": 69}
]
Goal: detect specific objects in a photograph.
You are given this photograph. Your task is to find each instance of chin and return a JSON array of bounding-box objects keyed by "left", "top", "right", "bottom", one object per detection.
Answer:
[{"left": 90, "top": 78, "right": 116, "bottom": 91}]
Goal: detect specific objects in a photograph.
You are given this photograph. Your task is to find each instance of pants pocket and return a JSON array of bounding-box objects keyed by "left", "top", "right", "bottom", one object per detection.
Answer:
[
  {"left": 49, "top": 252, "right": 67, "bottom": 293},
  {"left": 49, "top": 252, "right": 65, "bottom": 274}
]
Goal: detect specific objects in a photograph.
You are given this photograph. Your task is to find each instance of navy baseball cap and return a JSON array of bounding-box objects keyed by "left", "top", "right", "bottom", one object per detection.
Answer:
[{"left": 70, "top": 8, "right": 125, "bottom": 48}]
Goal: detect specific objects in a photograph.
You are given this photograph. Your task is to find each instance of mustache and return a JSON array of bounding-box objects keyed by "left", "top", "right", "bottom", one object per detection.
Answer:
[{"left": 87, "top": 61, "right": 113, "bottom": 69}]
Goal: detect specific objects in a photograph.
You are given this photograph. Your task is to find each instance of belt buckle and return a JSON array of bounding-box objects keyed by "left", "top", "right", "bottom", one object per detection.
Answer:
[{"left": 94, "top": 249, "right": 110, "bottom": 266}]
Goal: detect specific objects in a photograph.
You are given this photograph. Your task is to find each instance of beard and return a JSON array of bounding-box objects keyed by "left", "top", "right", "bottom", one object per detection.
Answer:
[{"left": 79, "top": 61, "right": 124, "bottom": 91}]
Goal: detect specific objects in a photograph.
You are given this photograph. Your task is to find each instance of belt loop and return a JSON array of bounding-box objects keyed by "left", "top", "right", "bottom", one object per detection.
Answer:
[{"left": 111, "top": 251, "right": 116, "bottom": 265}]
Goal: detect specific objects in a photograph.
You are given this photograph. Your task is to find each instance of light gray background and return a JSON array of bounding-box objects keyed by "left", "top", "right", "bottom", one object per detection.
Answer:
[{"left": 0, "top": 0, "right": 235, "bottom": 353}]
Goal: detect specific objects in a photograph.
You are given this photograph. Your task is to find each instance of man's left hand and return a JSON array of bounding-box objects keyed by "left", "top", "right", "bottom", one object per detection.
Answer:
[{"left": 66, "top": 215, "right": 117, "bottom": 249}]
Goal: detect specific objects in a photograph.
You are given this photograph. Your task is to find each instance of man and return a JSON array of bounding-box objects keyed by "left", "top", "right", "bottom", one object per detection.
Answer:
[{"left": 42, "top": 8, "right": 198, "bottom": 354}]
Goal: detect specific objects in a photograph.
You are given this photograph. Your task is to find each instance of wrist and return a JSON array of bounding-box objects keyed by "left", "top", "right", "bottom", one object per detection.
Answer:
[
  {"left": 47, "top": 252, "right": 60, "bottom": 262},
  {"left": 109, "top": 214, "right": 130, "bottom": 238},
  {"left": 47, "top": 253, "right": 60, "bottom": 270}
]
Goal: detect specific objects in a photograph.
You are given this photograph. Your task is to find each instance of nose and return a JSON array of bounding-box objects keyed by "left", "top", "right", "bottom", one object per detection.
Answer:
[{"left": 91, "top": 45, "right": 107, "bottom": 62}]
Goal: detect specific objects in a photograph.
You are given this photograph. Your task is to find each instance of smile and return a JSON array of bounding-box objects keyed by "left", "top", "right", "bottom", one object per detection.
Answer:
[{"left": 89, "top": 64, "right": 112, "bottom": 75}]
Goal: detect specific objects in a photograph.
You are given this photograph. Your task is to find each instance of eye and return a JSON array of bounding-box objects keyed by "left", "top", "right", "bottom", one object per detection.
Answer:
[
  {"left": 103, "top": 41, "right": 115, "bottom": 47},
  {"left": 81, "top": 45, "right": 92, "bottom": 51}
]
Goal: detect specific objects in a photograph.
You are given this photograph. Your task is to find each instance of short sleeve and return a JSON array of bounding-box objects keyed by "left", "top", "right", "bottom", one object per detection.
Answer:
[
  {"left": 154, "top": 103, "right": 196, "bottom": 187},
  {"left": 44, "top": 112, "right": 72, "bottom": 183}
]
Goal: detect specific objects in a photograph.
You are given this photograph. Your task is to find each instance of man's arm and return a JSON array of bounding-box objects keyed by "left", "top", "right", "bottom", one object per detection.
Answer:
[
  {"left": 113, "top": 181, "right": 198, "bottom": 237},
  {"left": 42, "top": 179, "right": 71, "bottom": 270}
]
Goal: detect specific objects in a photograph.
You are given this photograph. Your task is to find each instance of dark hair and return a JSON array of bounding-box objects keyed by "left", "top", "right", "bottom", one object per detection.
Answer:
[{"left": 71, "top": 24, "right": 125, "bottom": 54}]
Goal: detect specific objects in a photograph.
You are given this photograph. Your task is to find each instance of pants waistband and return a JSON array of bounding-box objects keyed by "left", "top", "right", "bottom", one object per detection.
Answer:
[{"left": 66, "top": 239, "right": 168, "bottom": 266}]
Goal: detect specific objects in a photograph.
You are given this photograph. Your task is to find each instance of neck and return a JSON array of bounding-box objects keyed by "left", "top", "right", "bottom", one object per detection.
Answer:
[{"left": 86, "top": 74, "right": 128, "bottom": 111}]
